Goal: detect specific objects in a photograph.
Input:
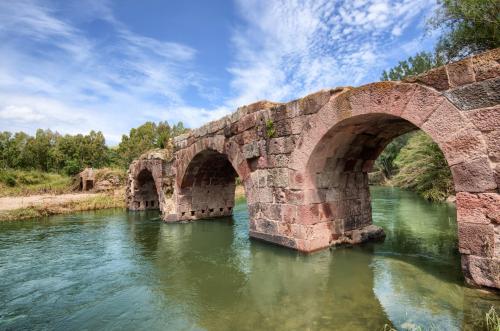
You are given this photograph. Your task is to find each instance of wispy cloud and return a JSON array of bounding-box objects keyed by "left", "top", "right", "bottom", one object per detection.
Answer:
[
  {"left": 0, "top": 0, "right": 438, "bottom": 144},
  {"left": 0, "top": 0, "right": 211, "bottom": 144},
  {"left": 226, "top": 0, "right": 437, "bottom": 106}
]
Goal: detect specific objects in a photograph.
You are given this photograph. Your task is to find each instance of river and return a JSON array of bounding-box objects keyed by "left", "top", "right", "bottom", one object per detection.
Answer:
[{"left": 0, "top": 186, "right": 498, "bottom": 330}]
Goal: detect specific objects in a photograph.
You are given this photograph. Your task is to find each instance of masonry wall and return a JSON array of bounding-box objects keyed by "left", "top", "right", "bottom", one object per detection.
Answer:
[{"left": 132, "top": 49, "right": 500, "bottom": 289}]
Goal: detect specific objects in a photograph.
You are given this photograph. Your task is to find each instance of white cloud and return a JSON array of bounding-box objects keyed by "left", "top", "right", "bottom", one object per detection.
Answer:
[
  {"left": 226, "top": 0, "right": 436, "bottom": 107},
  {"left": 0, "top": 0, "right": 215, "bottom": 145},
  {"left": 0, "top": 0, "right": 438, "bottom": 145}
]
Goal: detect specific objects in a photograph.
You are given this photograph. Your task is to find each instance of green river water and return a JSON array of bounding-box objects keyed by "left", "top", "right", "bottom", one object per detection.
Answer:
[{"left": 0, "top": 186, "right": 499, "bottom": 330}]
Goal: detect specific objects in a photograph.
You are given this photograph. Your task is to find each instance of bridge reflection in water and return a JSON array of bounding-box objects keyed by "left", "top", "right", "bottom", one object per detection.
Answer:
[{"left": 0, "top": 187, "right": 498, "bottom": 330}]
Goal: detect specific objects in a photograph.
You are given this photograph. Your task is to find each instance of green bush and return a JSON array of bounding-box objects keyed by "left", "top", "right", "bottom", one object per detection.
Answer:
[
  {"left": 4, "top": 174, "right": 17, "bottom": 187},
  {"left": 392, "top": 132, "right": 454, "bottom": 202}
]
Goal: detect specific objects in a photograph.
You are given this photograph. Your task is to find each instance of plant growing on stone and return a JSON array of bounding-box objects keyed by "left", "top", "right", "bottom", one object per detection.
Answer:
[{"left": 265, "top": 119, "right": 275, "bottom": 138}]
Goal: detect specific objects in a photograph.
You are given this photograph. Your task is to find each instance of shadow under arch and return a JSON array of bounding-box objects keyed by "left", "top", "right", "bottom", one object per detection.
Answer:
[
  {"left": 131, "top": 168, "right": 160, "bottom": 210},
  {"left": 175, "top": 148, "right": 244, "bottom": 221}
]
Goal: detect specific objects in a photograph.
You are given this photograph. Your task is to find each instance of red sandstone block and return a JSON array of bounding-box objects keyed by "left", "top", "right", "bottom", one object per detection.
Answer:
[
  {"left": 255, "top": 219, "right": 280, "bottom": 235},
  {"left": 297, "top": 204, "right": 320, "bottom": 225},
  {"left": 485, "top": 130, "right": 500, "bottom": 162},
  {"left": 267, "top": 154, "right": 290, "bottom": 168},
  {"left": 284, "top": 189, "right": 304, "bottom": 205},
  {"left": 451, "top": 156, "right": 497, "bottom": 192},
  {"left": 238, "top": 113, "right": 256, "bottom": 132},
  {"left": 421, "top": 101, "right": 466, "bottom": 144},
  {"left": 298, "top": 90, "right": 332, "bottom": 115},
  {"left": 261, "top": 203, "right": 282, "bottom": 221},
  {"left": 440, "top": 128, "right": 487, "bottom": 166},
  {"left": 456, "top": 192, "right": 500, "bottom": 224},
  {"left": 303, "top": 189, "right": 325, "bottom": 204},
  {"left": 237, "top": 160, "right": 251, "bottom": 180},
  {"left": 458, "top": 222, "right": 495, "bottom": 257},
  {"left": 406, "top": 65, "right": 450, "bottom": 91},
  {"left": 465, "top": 106, "right": 500, "bottom": 132},
  {"left": 281, "top": 204, "right": 298, "bottom": 224},
  {"left": 290, "top": 116, "right": 306, "bottom": 134},
  {"left": 267, "top": 168, "right": 289, "bottom": 188},
  {"left": 472, "top": 48, "right": 500, "bottom": 81},
  {"left": 253, "top": 186, "right": 273, "bottom": 203},
  {"left": 268, "top": 136, "right": 295, "bottom": 154},
  {"left": 447, "top": 58, "right": 476, "bottom": 87},
  {"left": 462, "top": 255, "right": 500, "bottom": 289},
  {"left": 401, "top": 85, "right": 444, "bottom": 126}
]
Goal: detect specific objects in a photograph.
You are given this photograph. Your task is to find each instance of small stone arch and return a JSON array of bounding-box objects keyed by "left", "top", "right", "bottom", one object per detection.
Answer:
[
  {"left": 172, "top": 135, "right": 252, "bottom": 221},
  {"left": 127, "top": 158, "right": 167, "bottom": 212}
]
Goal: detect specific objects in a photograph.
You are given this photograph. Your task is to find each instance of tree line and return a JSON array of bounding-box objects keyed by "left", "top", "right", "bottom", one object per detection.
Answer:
[
  {"left": 0, "top": 121, "right": 187, "bottom": 175},
  {"left": 376, "top": 0, "right": 499, "bottom": 201}
]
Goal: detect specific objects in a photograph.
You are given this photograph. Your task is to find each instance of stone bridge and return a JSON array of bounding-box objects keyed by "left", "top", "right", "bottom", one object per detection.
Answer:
[{"left": 127, "top": 49, "right": 500, "bottom": 289}]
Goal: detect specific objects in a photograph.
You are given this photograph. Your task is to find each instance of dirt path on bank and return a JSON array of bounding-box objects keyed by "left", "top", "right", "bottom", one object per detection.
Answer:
[{"left": 0, "top": 193, "right": 102, "bottom": 211}]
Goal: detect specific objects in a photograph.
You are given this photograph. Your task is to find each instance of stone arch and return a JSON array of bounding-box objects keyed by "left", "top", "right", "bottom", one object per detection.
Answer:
[
  {"left": 173, "top": 135, "right": 252, "bottom": 221},
  {"left": 128, "top": 160, "right": 165, "bottom": 212},
  {"left": 288, "top": 81, "right": 498, "bottom": 287}
]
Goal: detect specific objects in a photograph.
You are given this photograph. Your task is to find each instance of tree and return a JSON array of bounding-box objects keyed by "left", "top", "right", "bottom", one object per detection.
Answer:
[
  {"left": 429, "top": 0, "right": 500, "bottom": 61},
  {"left": 381, "top": 52, "right": 444, "bottom": 81},
  {"left": 392, "top": 132, "right": 454, "bottom": 201},
  {"left": 117, "top": 121, "right": 188, "bottom": 167},
  {"left": 375, "top": 132, "right": 414, "bottom": 178}
]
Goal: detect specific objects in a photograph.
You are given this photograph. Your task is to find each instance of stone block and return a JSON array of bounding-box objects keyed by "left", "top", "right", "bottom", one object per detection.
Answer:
[
  {"left": 298, "top": 89, "right": 333, "bottom": 115},
  {"left": 421, "top": 101, "right": 465, "bottom": 144},
  {"left": 465, "top": 106, "right": 500, "bottom": 132},
  {"left": 242, "top": 142, "right": 260, "bottom": 159},
  {"left": 405, "top": 65, "right": 450, "bottom": 91},
  {"left": 281, "top": 204, "right": 298, "bottom": 224},
  {"left": 451, "top": 157, "right": 497, "bottom": 192},
  {"left": 402, "top": 85, "right": 445, "bottom": 126},
  {"left": 458, "top": 222, "right": 495, "bottom": 257},
  {"left": 267, "top": 168, "right": 289, "bottom": 188},
  {"left": 462, "top": 255, "right": 500, "bottom": 289},
  {"left": 485, "top": 130, "right": 500, "bottom": 162},
  {"left": 238, "top": 113, "right": 256, "bottom": 132},
  {"left": 456, "top": 192, "right": 500, "bottom": 224},
  {"left": 444, "top": 78, "right": 500, "bottom": 111},
  {"left": 472, "top": 48, "right": 500, "bottom": 81},
  {"left": 446, "top": 58, "right": 475, "bottom": 87},
  {"left": 441, "top": 128, "right": 487, "bottom": 166},
  {"left": 297, "top": 204, "right": 320, "bottom": 224},
  {"left": 268, "top": 136, "right": 295, "bottom": 154}
]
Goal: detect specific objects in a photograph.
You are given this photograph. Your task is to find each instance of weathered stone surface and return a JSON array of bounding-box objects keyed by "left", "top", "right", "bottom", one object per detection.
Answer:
[
  {"left": 472, "top": 48, "right": 500, "bottom": 81},
  {"left": 126, "top": 49, "right": 500, "bottom": 289},
  {"left": 458, "top": 222, "right": 495, "bottom": 257},
  {"left": 404, "top": 65, "right": 450, "bottom": 91},
  {"left": 465, "top": 105, "right": 500, "bottom": 132},
  {"left": 444, "top": 78, "right": 500, "bottom": 111},
  {"left": 456, "top": 192, "right": 500, "bottom": 224},
  {"left": 462, "top": 255, "right": 500, "bottom": 289},
  {"left": 451, "top": 157, "right": 497, "bottom": 192},
  {"left": 447, "top": 58, "right": 476, "bottom": 87}
]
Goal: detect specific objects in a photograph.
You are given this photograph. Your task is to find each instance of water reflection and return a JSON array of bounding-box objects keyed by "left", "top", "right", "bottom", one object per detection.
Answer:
[{"left": 0, "top": 188, "right": 498, "bottom": 330}]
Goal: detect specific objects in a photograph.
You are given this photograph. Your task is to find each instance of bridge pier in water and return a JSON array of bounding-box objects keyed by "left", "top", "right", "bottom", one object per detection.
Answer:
[{"left": 127, "top": 49, "right": 500, "bottom": 290}]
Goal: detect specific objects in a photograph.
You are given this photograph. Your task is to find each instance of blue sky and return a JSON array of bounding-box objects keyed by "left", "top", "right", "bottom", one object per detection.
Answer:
[{"left": 0, "top": 0, "right": 439, "bottom": 145}]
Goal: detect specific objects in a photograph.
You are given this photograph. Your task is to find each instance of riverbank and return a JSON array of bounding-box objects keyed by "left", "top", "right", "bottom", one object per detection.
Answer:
[{"left": 0, "top": 190, "right": 125, "bottom": 221}]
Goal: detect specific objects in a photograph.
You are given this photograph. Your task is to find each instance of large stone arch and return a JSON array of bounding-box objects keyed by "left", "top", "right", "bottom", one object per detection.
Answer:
[
  {"left": 286, "top": 82, "right": 498, "bottom": 287},
  {"left": 171, "top": 135, "right": 253, "bottom": 221}
]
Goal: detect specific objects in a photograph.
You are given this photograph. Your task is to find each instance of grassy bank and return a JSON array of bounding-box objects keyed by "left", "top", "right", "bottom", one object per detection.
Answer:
[
  {"left": 0, "top": 169, "right": 73, "bottom": 197},
  {"left": 0, "top": 192, "right": 125, "bottom": 222}
]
